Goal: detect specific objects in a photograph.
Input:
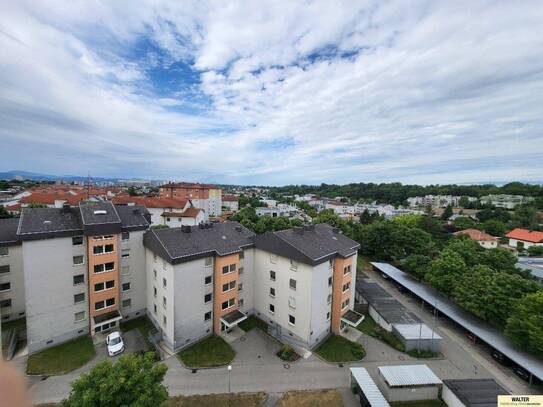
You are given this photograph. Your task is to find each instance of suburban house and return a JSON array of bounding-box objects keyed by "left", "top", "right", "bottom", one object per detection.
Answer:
[
  {"left": 112, "top": 196, "right": 204, "bottom": 225},
  {"left": 159, "top": 182, "right": 222, "bottom": 217},
  {"left": 506, "top": 228, "right": 543, "bottom": 249},
  {"left": 453, "top": 229, "right": 499, "bottom": 249},
  {"left": 222, "top": 195, "right": 239, "bottom": 212}
]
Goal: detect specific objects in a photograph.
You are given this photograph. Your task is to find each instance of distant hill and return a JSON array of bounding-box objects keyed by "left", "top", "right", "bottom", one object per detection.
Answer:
[{"left": 0, "top": 170, "right": 117, "bottom": 182}]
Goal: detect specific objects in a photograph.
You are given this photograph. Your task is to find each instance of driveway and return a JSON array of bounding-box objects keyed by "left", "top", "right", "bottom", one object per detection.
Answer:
[{"left": 28, "top": 329, "right": 147, "bottom": 405}]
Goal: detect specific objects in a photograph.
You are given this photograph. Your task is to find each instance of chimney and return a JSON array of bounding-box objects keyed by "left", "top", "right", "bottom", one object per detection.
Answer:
[
  {"left": 235, "top": 225, "right": 242, "bottom": 232},
  {"left": 62, "top": 203, "right": 71, "bottom": 213}
]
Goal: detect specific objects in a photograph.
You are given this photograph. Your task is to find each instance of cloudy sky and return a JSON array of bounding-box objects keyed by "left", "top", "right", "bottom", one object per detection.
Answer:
[{"left": 1, "top": 1, "right": 542, "bottom": 185}]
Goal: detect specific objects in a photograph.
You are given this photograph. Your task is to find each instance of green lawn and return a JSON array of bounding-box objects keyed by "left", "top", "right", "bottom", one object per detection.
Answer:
[
  {"left": 177, "top": 335, "right": 235, "bottom": 368},
  {"left": 1, "top": 317, "right": 26, "bottom": 331},
  {"left": 356, "top": 315, "right": 405, "bottom": 352},
  {"left": 166, "top": 392, "right": 266, "bottom": 407},
  {"left": 315, "top": 334, "right": 365, "bottom": 362},
  {"left": 407, "top": 349, "right": 439, "bottom": 359},
  {"left": 27, "top": 335, "right": 96, "bottom": 375},
  {"left": 391, "top": 400, "right": 446, "bottom": 407},
  {"left": 238, "top": 315, "right": 268, "bottom": 332},
  {"left": 120, "top": 316, "right": 155, "bottom": 349},
  {"left": 357, "top": 256, "right": 372, "bottom": 272}
]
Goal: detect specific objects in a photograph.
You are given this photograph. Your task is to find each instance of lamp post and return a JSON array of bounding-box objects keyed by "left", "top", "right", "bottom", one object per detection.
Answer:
[{"left": 227, "top": 365, "right": 232, "bottom": 393}]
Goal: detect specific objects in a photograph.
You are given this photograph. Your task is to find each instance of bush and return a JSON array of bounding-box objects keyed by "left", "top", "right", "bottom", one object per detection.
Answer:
[
  {"left": 528, "top": 246, "right": 543, "bottom": 257},
  {"left": 277, "top": 344, "right": 300, "bottom": 362}
]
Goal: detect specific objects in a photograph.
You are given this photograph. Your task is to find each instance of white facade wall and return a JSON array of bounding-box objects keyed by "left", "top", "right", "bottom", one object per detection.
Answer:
[
  {"left": 442, "top": 385, "right": 465, "bottom": 407},
  {"left": 23, "top": 237, "right": 90, "bottom": 353},
  {"left": 0, "top": 244, "right": 25, "bottom": 321},
  {"left": 237, "top": 248, "right": 255, "bottom": 314},
  {"left": 509, "top": 238, "right": 543, "bottom": 249},
  {"left": 478, "top": 240, "right": 498, "bottom": 249},
  {"left": 369, "top": 305, "right": 393, "bottom": 332},
  {"left": 163, "top": 211, "right": 205, "bottom": 227},
  {"left": 119, "top": 230, "right": 147, "bottom": 320},
  {"left": 309, "top": 260, "right": 334, "bottom": 347},
  {"left": 222, "top": 201, "right": 239, "bottom": 212}
]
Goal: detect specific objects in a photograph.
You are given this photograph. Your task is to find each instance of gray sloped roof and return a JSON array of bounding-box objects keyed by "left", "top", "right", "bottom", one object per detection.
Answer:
[
  {"left": 115, "top": 205, "right": 150, "bottom": 230},
  {"left": 18, "top": 207, "right": 83, "bottom": 240},
  {"left": 255, "top": 223, "right": 360, "bottom": 265},
  {"left": 143, "top": 222, "right": 255, "bottom": 264},
  {"left": 372, "top": 262, "right": 543, "bottom": 382},
  {"left": 379, "top": 364, "right": 442, "bottom": 387},
  {"left": 0, "top": 218, "right": 21, "bottom": 246},
  {"left": 443, "top": 379, "right": 510, "bottom": 407}
]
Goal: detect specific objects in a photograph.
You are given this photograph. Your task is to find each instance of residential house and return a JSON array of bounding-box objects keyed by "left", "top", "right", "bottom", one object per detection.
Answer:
[
  {"left": 506, "top": 228, "right": 543, "bottom": 250},
  {"left": 453, "top": 229, "right": 499, "bottom": 249}
]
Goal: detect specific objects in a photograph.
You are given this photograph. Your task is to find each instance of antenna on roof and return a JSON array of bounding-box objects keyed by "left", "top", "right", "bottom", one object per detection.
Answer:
[{"left": 85, "top": 171, "right": 91, "bottom": 200}]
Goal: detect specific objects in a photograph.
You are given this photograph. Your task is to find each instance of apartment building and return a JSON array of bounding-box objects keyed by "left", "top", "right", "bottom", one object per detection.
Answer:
[
  {"left": 16, "top": 201, "right": 150, "bottom": 353},
  {"left": 159, "top": 182, "right": 222, "bottom": 217},
  {"left": 222, "top": 195, "right": 239, "bottom": 212},
  {"left": 142, "top": 222, "right": 361, "bottom": 352},
  {"left": 0, "top": 218, "right": 25, "bottom": 322}
]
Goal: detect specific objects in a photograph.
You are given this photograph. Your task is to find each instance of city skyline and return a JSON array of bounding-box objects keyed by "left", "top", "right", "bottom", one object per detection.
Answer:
[{"left": 1, "top": 1, "right": 542, "bottom": 185}]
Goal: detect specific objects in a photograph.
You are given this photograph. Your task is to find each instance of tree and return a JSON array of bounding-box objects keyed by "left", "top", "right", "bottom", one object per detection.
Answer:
[
  {"left": 417, "top": 216, "right": 448, "bottom": 242},
  {"left": 458, "top": 196, "right": 471, "bottom": 208},
  {"left": 402, "top": 254, "right": 432, "bottom": 280},
  {"left": 62, "top": 352, "right": 168, "bottom": 407},
  {"left": 425, "top": 250, "right": 468, "bottom": 296},
  {"left": 505, "top": 291, "right": 543, "bottom": 358},
  {"left": 481, "top": 248, "right": 517, "bottom": 273},
  {"left": 451, "top": 265, "right": 494, "bottom": 321},
  {"left": 528, "top": 245, "right": 543, "bottom": 257},
  {"left": 441, "top": 204, "right": 453, "bottom": 220},
  {"left": 476, "top": 208, "right": 511, "bottom": 223},
  {"left": 391, "top": 214, "right": 421, "bottom": 228},
  {"left": 127, "top": 186, "right": 138, "bottom": 196},
  {"left": 452, "top": 216, "right": 476, "bottom": 230},
  {"left": 0, "top": 206, "right": 13, "bottom": 219},
  {"left": 511, "top": 204, "right": 540, "bottom": 230},
  {"left": 481, "top": 219, "right": 507, "bottom": 237}
]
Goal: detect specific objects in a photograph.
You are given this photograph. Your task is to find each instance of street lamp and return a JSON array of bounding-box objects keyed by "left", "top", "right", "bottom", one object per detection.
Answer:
[{"left": 227, "top": 365, "right": 232, "bottom": 393}]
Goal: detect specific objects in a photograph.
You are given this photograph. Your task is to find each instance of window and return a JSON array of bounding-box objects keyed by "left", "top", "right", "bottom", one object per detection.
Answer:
[
  {"left": 270, "top": 270, "right": 276, "bottom": 281},
  {"left": 0, "top": 282, "right": 11, "bottom": 292},
  {"left": 343, "top": 265, "right": 351, "bottom": 275},
  {"left": 238, "top": 283, "right": 243, "bottom": 292},
  {"left": 328, "top": 276, "right": 332, "bottom": 287},
  {"left": 270, "top": 287, "right": 275, "bottom": 297},
  {"left": 269, "top": 303, "right": 275, "bottom": 313},
  {"left": 163, "top": 315, "right": 167, "bottom": 326},
  {"left": 72, "top": 236, "right": 83, "bottom": 246},
  {"left": 0, "top": 299, "right": 11, "bottom": 309},
  {"left": 106, "top": 298, "right": 115, "bottom": 307},
  {"left": 270, "top": 253, "right": 277, "bottom": 263},
  {"left": 93, "top": 245, "right": 113, "bottom": 255},
  {"left": 153, "top": 253, "right": 157, "bottom": 262},
  {"left": 105, "top": 244, "right": 114, "bottom": 253},
  {"left": 239, "top": 251, "right": 244, "bottom": 259},
  {"left": 342, "top": 282, "right": 350, "bottom": 292},
  {"left": 95, "top": 282, "right": 105, "bottom": 292},
  {"left": 122, "top": 231, "right": 130, "bottom": 241},
  {"left": 162, "top": 277, "right": 167, "bottom": 288},
  {"left": 326, "top": 312, "right": 331, "bottom": 320},
  {"left": 204, "top": 275, "right": 212, "bottom": 285},
  {"left": 122, "top": 282, "right": 131, "bottom": 292},
  {"left": 222, "top": 281, "right": 236, "bottom": 292},
  {"left": 221, "top": 298, "right": 235, "bottom": 310},
  {"left": 205, "top": 257, "right": 213, "bottom": 267},
  {"left": 74, "top": 311, "right": 86, "bottom": 322},
  {"left": 153, "top": 304, "right": 157, "bottom": 314},
  {"left": 122, "top": 299, "right": 131, "bottom": 308},
  {"left": 163, "top": 296, "right": 167, "bottom": 308},
  {"left": 73, "top": 274, "right": 84, "bottom": 285},
  {"left": 288, "top": 296, "right": 296, "bottom": 309},
  {"left": 153, "top": 269, "right": 157, "bottom": 280},
  {"left": 327, "top": 294, "right": 332, "bottom": 304},
  {"left": 0, "top": 265, "right": 9, "bottom": 274},
  {"left": 204, "top": 311, "right": 212, "bottom": 321},
  {"left": 204, "top": 293, "right": 212, "bottom": 303},
  {"left": 153, "top": 287, "right": 157, "bottom": 297},
  {"left": 289, "top": 315, "right": 296, "bottom": 325},
  {"left": 290, "top": 259, "right": 298, "bottom": 270},
  {"left": 74, "top": 293, "right": 85, "bottom": 304},
  {"left": 73, "top": 255, "right": 84, "bottom": 266},
  {"left": 121, "top": 249, "right": 130, "bottom": 258},
  {"left": 106, "top": 280, "right": 115, "bottom": 289},
  {"left": 238, "top": 266, "right": 244, "bottom": 275},
  {"left": 341, "top": 298, "right": 350, "bottom": 309},
  {"left": 94, "top": 262, "right": 114, "bottom": 273},
  {"left": 289, "top": 278, "right": 297, "bottom": 290},
  {"left": 238, "top": 298, "right": 244, "bottom": 307},
  {"left": 121, "top": 266, "right": 130, "bottom": 275}
]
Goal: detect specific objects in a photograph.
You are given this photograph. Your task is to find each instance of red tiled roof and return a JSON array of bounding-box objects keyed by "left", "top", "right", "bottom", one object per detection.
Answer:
[
  {"left": 506, "top": 228, "right": 543, "bottom": 243},
  {"left": 112, "top": 196, "right": 188, "bottom": 209},
  {"left": 161, "top": 208, "right": 202, "bottom": 218},
  {"left": 222, "top": 195, "right": 239, "bottom": 202},
  {"left": 20, "top": 192, "right": 84, "bottom": 205},
  {"left": 453, "top": 229, "right": 498, "bottom": 242}
]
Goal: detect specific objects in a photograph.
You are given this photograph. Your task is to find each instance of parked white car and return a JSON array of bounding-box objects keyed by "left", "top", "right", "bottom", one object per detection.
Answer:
[{"left": 106, "top": 331, "right": 125, "bottom": 357}]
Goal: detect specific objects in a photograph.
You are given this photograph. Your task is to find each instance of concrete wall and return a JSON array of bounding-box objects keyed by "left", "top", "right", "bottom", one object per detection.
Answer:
[
  {"left": 119, "top": 230, "right": 147, "bottom": 321},
  {"left": 377, "top": 375, "right": 440, "bottom": 403},
  {"left": 172, "top": 257, "right": 213, "bottom": 351},
  {"left": 369, "top": 305, "right": 393, "bottom": 332},
  {"left": 442, "top": 385, "right": 465, "bottom": 407},
  {"left": 0, "top": 244, "right": 25, "bottom": 321},
  {"left": 23, "top": 237, "right": 89, "bottom": 353}
]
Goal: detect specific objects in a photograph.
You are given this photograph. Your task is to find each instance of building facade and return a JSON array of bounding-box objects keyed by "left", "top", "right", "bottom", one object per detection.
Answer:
[{"left": 159, "top": 182, "right": 222, "bottom": 217}]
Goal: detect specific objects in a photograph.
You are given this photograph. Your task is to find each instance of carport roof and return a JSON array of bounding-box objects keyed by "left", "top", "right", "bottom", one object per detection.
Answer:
[
  {"left": 443, "top": 379, "right": 510, "bottom": 407},
  {"left": 372, "top": 262, "right": 543, "bottom": 382},
  {"left": 379, "top": 364, "right": 442, "bottom": 387},
  {"left": 350, "top": 367, "right": 390, "bottom": 407}
]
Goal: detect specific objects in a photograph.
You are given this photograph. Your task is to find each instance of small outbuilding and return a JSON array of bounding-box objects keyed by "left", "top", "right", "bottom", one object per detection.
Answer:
[
  {"left": 392, "top": 323, "right": 442, "bottom": 353},
  {"left": 442, "top": 379, "right": 510, "bottom": 407},
  {"left": 350, "top": 367, "right": 390, "bottom": 407},
  {"left": 377, "top": 364, "right": 442, "bottom": 403}
]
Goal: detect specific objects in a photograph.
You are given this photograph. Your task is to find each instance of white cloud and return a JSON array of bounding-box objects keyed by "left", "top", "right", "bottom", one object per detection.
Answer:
[{"left": 0, "top": 0, "right": 542, "bottom": 185}]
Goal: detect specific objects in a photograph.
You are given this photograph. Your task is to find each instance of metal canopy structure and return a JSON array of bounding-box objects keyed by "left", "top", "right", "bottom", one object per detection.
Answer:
[
  {"left": 372, "top": 262, "right": 543, "bottom": 383},
  {"left": 350, "top": 367, "right": 390, "bottom": 407},
  {"left": 341, "top": 309, "right": 364, "bottom": 327},
  {"left": 221, "top": 309, "right": 247, "bottom": 328},
  {"left": 379, "top": 364, "right": 442, "bottom": 387}
]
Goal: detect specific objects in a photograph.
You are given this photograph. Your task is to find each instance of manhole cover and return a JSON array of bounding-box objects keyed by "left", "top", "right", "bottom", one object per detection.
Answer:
[
  {"left": 191, "top": 369, "right": 198, "bottom": 374},
  {"left": 257, "top": 355, "right": 261, "bottom": 359},
  {"left": 283, "top": 363, "right": 290, "bottom": 369}
]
